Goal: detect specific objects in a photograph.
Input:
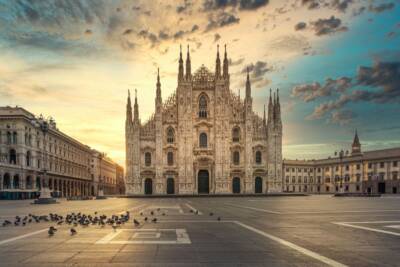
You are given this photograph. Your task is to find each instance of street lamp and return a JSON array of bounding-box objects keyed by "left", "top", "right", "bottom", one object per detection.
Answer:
[{"left": 32, "top": 116, "right": 56, "bottom": 204}]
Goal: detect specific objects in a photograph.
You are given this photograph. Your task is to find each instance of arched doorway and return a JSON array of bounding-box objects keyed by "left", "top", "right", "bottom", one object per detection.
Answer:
[
  {"left": 13, "top": 175, "right": 20, "bottom": 189},
  {"left": 3, "top": 173, "right": 11, "bottom": 189},
  {"left": 144, "top": 178, "right": 153, "bottom": 195},
  {"left": 255, "top": 177, "right": 263, "bottom": 193},
  {"left": 232, "top": 177, "right": 241, "bottom": 193},
  {"left": 167, "top": 178, "right": 174, "bottom": 194},
  {"left": 198, "top": 170, "right": 209, "bottom": 194}
]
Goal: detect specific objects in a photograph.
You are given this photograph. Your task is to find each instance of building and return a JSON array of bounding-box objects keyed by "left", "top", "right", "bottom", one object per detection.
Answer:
[
  {"left": 283, "top": 131, "right": 400, "bottom": 194},
  {"left": 90, "top": 150, "right": 120, "bottom": 195},
  {"left": 0, "top": 106, "right": 123, "bottom": 199},
  {"left": 125, "top": 45, "right": 283, "bottom": 195},
  {"left": 116, "top": 164, "right": 125, "bottom": 195}
]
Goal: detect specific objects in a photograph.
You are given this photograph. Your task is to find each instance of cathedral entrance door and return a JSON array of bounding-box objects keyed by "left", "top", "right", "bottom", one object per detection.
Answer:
[
  {"left": 198, "top": 170, "right": 209, "bottom": 194},
  {"left": 255, "top": 177, "right": 263, "bottom": 193},
  {"left": 167, "top": 178, "right": 174, "bottom": 194},
  {"left": 232, "top": 177, "right": 240, "bottom": 193},
  {"left": 144, "top": 178, "right": 152, "bottom": 195}
]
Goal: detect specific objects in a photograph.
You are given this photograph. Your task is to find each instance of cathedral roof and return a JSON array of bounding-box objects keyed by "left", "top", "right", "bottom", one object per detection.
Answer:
[{"left": 193, "top": 65, "right": 215, "bottom": 84}]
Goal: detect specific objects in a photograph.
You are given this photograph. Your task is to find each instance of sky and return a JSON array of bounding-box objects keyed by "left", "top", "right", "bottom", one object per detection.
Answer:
[{"left": 0, "top": 0, "right": 399, "bottom": 166}]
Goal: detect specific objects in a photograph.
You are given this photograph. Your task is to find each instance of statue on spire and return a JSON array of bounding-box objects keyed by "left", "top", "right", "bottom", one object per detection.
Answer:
[
  {"left": 223, "top": 44, "right": 229, "bottom": 79},
  {"left": 186, "top": 45, "right": 191, "bottom": 79},
  {"left": 178, "top": 44, "right": 184, "bottom": 82},
  {"left": 215, "top": 45, "right": 221, "bottom": 78}
]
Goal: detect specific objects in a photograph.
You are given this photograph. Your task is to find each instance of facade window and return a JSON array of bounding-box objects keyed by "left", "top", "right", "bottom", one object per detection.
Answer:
[
  {"left": 298, "top": 177, "right": 301, "bottom": 183},
  {"left": 12, "top": 132, "right": 17, "bottom": 144},
  {"left": 167, "top": 127, "right": 174, "bottom": 143},
  {"left": 356, "top": 164, "right": 360, "bottom": 170},
  {"left": 9, "top": 149, "right": 17, "bottom": 164},
  {"left": 345, "top": 165, "right": 349, "bottom": 171},
  {"left": 317, "top": 168, "right": 321, "bottom": 173},
  {"left": 198, "top": 95, "right": 207, "bottom": 118},
  {"left": 26, "top": 151, "right": 31, "bottom": 167},
  {"left": 285, "top": 176, "right": 289, "bottom": 183},
  {"left": 356, "top": 185, "right": 360, "bottom": 191},
  {"left": 233, "top": 151, "right": 240, "bottom": 165},
  {"left": 167, "top": 152, "right": 174, "bottom": 166},
  {"left": 255, "top": 151, "right": 262, "bottom": 164},
  {"left": 292, "top": 177, "right": 295, "bottom": 183},
  {"left": 368, "top": 163, "right": 372, "bottom": 169},
  {"left": 286, "top": 168, "right": 289, "bottom": 172},
  {"left": 380, "top": 162, "right": 385, "bottom": 168},
  {"left": 232, "top": 127, "right": 240, "bottom": 142},
  {"left": 335, "top": 166, "right": 339, "bottom": 171},
  {"left": 393, "top": 172, "right": 398, "bottom": 180},
  {"left": 7, "top": 131, "right": 12, "bottom": 144},
  {"left": 325, "top": 177, "right": 330, "bottom": 183},
  {"left": 356, "top": 174, "right": 361, "bottom": 182},
  {"left": 304, "top": 177, "right": 308, "bottom": 183},
  {"left": 145, "top": 152, "right": 151, "bottom": 166},
  {"left": 393, "top": 161, "right": 398, "bottom": 167},
  {"left": 199, "top": 133, "right": 207, "bottom": 148}
]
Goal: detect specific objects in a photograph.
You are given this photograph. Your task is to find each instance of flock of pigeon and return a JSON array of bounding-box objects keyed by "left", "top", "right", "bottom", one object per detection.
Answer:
[{"left": 1, "top": 207, "right": 221, "bottom": 237}]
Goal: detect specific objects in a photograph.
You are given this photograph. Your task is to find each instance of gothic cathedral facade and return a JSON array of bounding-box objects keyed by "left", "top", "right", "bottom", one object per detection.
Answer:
[{"left": 125, "top": 46, "right": 282, "bottom": 195}]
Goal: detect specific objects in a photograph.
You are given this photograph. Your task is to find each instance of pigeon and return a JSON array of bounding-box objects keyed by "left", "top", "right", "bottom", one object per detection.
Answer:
[
  {"left": 70, "top": 228, "right": 77, "bottom": 235},
  {"left": 217, "top": 217, "right": 221, "bottom": 221},
  {"left": 144, "top": 217, "right": 148, "bottom": 222},
  {"left": 195, "top": 210, "right": 199, "bottom": 215},
  {"left": 162, "top": 213, "right": 166, "bottom": 216},
  {"left": 190, "top": 209, "right": 193, "bottom": 213},
  {"left": 48, "top": 227, "right": 56, "bottom": 236},
  {"left": 152, "top": 218, "right": 157, "bottom": 223},
  {"left": 209, "top": 212, "right": 214, "bottom": 216},
  {"left": 150, "top": 211, "right": 154, "bottom": 216},
  {"left": 140, "top": 212, "right": 143, "bottom": 216},
  {"left": 133, "top": 219, "right": 140, "bottom": 226}
]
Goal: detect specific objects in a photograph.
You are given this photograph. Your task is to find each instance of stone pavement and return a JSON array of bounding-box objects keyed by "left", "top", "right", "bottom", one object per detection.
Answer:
[{"left": 0, "top": 195, "right": 400, "bottom": 266}]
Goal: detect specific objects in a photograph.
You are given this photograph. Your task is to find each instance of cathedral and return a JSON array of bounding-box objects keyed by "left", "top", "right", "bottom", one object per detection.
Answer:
[{"left": 125, "top": 45, "right": 283, "bottom": 195}]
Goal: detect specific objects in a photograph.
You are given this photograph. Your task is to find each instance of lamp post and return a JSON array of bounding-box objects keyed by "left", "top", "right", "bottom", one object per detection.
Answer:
[{"left": 32, "top": 117, "right": 56, "bottom": 204}]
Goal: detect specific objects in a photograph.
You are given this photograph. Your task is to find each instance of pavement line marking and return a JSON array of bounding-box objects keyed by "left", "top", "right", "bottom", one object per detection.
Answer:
[
  {"left": 185, "top": 203, "right": 203, "bottom": 215},
  {"left": 335, "top": 220, "right": 400, "bottom": 224},
  {"left": 117, "top": 204, "right": 147, "bottom": 215},
  {"left": 0, "top": 228, "right": 48, "bottom": 245},
  {"left": 386, "top": 225, "right": 400, "bottom": 229},
  {"left": 234, "top": 221, "right": 348, "bottom": 267},
  {"left": 333, "top": 222, "right": 400, "bottom": 237},
  {"left": 286, "top": 210, "right": 400, "bottom": 214},
  {"left": 226, "top": 204, "right": 282, "bottom": 214}
]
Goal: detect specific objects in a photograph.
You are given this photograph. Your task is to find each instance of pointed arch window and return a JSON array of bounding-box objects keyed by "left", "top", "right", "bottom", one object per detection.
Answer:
[
  {"left": 167, "top": 127, "right": 175, "bottom": 143},
  {"left": 26, "top": 151, "right": 32, "bottom": 167},
  {"left": 198, "top": 95, "right": 207, "bottom": 118},
  {"left": 233, "top": 151, "right": 240, "bottom": 165},
  {"left": 199, "top": 133, "right": 207, "bottom": 148},
  {"left": 167, "top": 151, "right": 174, "bottom": 166},
  {"left": 9, "top": 149, "right": 17, "bottom": 165},
  {"left": 255, "top": 151, "right": 262, "bottom": 164},
  {"left": 145, "top": 152, "right": 152, "bottom": 166},
  {"left": 232, "top": 127, "right": 240, "bottom": 142}
]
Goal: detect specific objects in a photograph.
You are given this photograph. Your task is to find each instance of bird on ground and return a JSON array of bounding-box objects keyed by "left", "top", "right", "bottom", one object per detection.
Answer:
[
  {"left": 70, "top": 228, "right": 77, "bottom": 235},
  {"left": 152, "top": 218, "right": 157, "bottom": 223},
  {"left": 133, "top": 219, "right": 140, "bottom": 226},
  {"left": 217, "top": 217, "right": 221, "bottom": 221},
  {"left": 209, "top": 212, "right": 214, "bottom": 216},
  {"left": 150, "top": 211, "right": 154, "bottom": 216},
  {"left": 144, "top": 217, "right": 148, "bottom": 222},
  {"left": 195, "top": 210, "right": 199, "bottom": 215},
  {"left": 140, "top": 212, "right": 143, "bottom": 216},
  {"left": 190, "top": 209, "right": 193, "bottom": 213},
  {"left": 162, "top": 213, "right": 165, "bottom": 216},
  {"left": 48, "top": 226, "right": 56, "bottom": 236}
]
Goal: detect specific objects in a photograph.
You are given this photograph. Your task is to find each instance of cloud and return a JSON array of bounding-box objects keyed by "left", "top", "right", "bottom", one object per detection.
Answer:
[
  {"left": 328, "top": 109, "right": 356, "bottom": 125},
  {"left": 84, "top": 29, "right": 92, "bottom": 35},
  {"left": 291, "top": 77, "right": 352, "bottom": 102},
  {"left": 229, "top": 58, "right": 245, "bottom": 66},
  {"left": 301, "top": 0, "right": 320, "bottom": 10},
  {"left": 301, "top": 60, "right": 400, "bottom": 120},
  {"left": 240, "top": 61, "right": 272, "bottom": 88},
  {"left": 368, "top": 3, "right": 395, "bottom": 13},
  {"left": 203, "top": 0, "right": 269, "bottom": 11},
  {"left": 176, "top": 0, "right": 193, "bottom": 13},
  {"left": 214, "top": 33, "right": 221, "bottom": 42},
  {"left": 330, "top": 0, "right": 353, "bottom": 12},
  {"left": 123, "top": 29, "right": 133, "bottom": 35},
  {"left": 294, "top": 22, "right": 307, "bottom": 31},
  {"left": 205, "top": 11, "right": 240, "bottom": 32},
  {"left": 310, "top": 16, "right": 348, "bottom": 36}
]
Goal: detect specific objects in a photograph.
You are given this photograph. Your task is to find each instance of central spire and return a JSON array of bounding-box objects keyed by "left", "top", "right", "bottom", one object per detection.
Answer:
[
  {"left": 245, "top": 67, "right": 251, "bottom": 99},
  {"left": 126, "top": 89, "right": 132, "bottom": 123},
  {"left": 223, "top": 44, "right": 229, "bottom": 79},
  {"left": 156, "top": 68, "right": 162, "bottom": 103},
  {"left": 178, "top": 44, "right": 184, "bottom": 82},
  {"left": 215, "top": 45, "right": 221, "bottom": 78},
  {"left": 186, "top": 45, "right": 191, "bottom": 80},
  {"left": 133, "top": 88, "right": 139, "bottom": 123}
]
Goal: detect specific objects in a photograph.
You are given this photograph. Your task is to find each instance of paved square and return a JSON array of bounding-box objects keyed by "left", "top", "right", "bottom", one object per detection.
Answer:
[{"left": 0, "top": 196, "right": 399, "bottom": 266}]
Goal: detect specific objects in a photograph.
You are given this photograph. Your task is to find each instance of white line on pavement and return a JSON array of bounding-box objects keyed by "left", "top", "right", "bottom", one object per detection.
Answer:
[
  {"left": 333, "top": 222, "right": 400, "bottom": 237},
  {"left": 226, "top": 204, "right": 282, "bottom": 214},
  {"left": 234, "top": 221, "right": 348, "bottom": 267},
  {"left": 0, "top": 228, "right": 47, "bottom": 245},
  {"left": 185, "top": 203, "right": 203, "bottom": 215}
]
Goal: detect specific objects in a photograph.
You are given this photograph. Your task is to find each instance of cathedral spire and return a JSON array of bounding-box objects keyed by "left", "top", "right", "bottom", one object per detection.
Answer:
[
  {"left": 245, "top": 67, "right": 251, "bottom": 99},
  {"left": 156, "top": 68, "right": 162, "bottom": 104},
  {"left": 126, "top": 89, "right": 132, "bottom": 123},
  {"left": 223, "top": 44, "right": 229, "bottom": 79},
  {"left": 267, "top": 88, "right": 273, "bottom": 124},
  {"left": 133, "top": 89, "right": 139, "bottom": 123},
  {"left": 215, "top": 45, "right": 221, "bottom": 78},
  {"left": 352, "top": 129, "right": 361, "bottom": 155},
  {"left": 275, "top": 89, "right": 281, "bottom": 124},
  {"left": 186, "top": 45, "right": 191, "bottom": 80},
  {"left": 178, "top": 44, "right": 184, "bottom": 82}
]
